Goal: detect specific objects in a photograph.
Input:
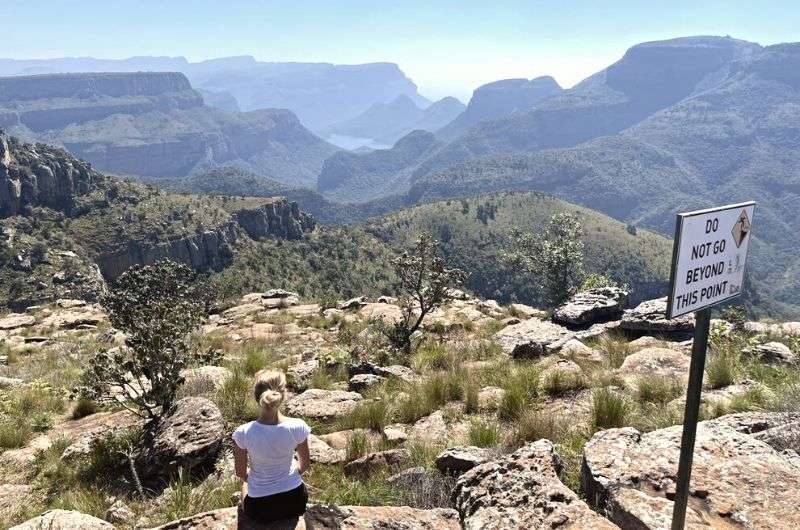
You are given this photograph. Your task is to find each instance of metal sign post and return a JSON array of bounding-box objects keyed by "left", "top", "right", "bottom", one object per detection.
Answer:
[
  {"left": 666, "top": 201, "right": 755, "bottom": 529},
  {"left": 670, "top": 308, "right": 711, "bottom": 530}
]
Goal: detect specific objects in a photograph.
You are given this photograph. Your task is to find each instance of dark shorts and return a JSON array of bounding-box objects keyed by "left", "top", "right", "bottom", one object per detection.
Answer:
[{"left": 242, "top": 483, "right": 308, "bottom": 524}]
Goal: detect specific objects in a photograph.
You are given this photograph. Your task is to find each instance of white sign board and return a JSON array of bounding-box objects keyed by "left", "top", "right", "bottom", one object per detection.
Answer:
[{"left": 667, "top": 201, "right": 755, "bottom": 318}]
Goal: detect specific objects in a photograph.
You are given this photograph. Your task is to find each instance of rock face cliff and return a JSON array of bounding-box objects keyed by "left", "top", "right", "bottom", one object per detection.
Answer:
[
  {"left": 0, "top": 132, "right": 102, "bottom": 217},
  {"left": 1, "top": 133, "right": 316, "bottom": 291},
  {"left": 96, "top": 198, "right": 316, "bottom": 279},
  {"left": 0, "top": 72, "right": 337, "bottom": 187}
]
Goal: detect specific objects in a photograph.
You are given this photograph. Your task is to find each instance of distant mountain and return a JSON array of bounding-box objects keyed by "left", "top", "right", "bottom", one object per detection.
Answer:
[
  {"left": 326, "top": 95, "right": 464, "bottom": 145},
  {"left": 317, "top": 130, "right": 443, "bottom": 203},
  {"left": 0, "top": 56, "right": 430, "bottom": 132},
  {"left": 437, "top": 76, "right": 563, "bottom": 139},
  {"left": 404, "top": 39, "right": 800, "bottom": 317},
  {"left": 0, "top": 72, "right": 338, "bottom": 187}
]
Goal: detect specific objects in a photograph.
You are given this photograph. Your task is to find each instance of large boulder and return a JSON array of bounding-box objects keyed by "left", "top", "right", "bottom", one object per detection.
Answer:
[
  {"left": 285, "top": 389, "right": 363, "bottom": 420},
  {"left": 343, "top": 449, "right": 409, "bottom": 479},
  {"left": 435, "top": 446, "right": 496, "bottom": 475},
  {"left": 616, "top": 347, "right": 692, "bottom": 385},
  {"left": 453, "top": 440, "right": 618, "bottom": 529},
  {"left": 135, "top": 397, "right": 224, "bottom": 480},
  {"left": 348, "top": 373, "right": 386, "bottom": 392},
  {"left": 308, "top": 434, "right": 346, "bottom": 465},
  {"left": 10, "top": 509, "right": 114, "bottom": 530},
  {"left": 581, "top": 414, "right": 800, "bottom": 529},
  {"left": 743, "top": 341, "right": 796, "bottom": 365},
  {"left": 493, "top": 318, "right": 575, "bottom": 358},
  {"left": 553, "top": 287, "right": 628, "bottom": 327},
  {"left": 620, "top": 297, "right": 695, "bottom": 336}
]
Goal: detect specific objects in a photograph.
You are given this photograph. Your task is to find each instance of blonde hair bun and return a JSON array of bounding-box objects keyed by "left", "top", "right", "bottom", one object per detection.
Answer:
[
  {"left": 259, "top": 389, "right": 284, "bottom": 410},
  {"left": 253, "top": 369, "right": 287, "bottom": 412}
]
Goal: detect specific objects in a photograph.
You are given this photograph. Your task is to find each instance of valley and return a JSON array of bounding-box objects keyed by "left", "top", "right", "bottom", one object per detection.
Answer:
[{"left": 1, "top": 12, "right": 800, "bottom": 530}]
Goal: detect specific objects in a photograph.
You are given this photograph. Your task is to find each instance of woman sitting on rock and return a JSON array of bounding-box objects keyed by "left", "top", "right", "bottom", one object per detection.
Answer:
[{"left": 233, "top": 369, "right": 311, "bottom": 524}]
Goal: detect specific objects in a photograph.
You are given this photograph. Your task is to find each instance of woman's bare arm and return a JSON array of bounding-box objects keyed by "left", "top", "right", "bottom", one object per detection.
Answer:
[
  {"left": 233, "top": 445, "right": 248, "bottom": 481},
  {"left": 296, "top": 440, "right": 311, "bottom": 474}
]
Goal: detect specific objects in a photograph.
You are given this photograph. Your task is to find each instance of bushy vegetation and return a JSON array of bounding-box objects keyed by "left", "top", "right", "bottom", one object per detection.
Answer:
[
  {"left": 373, "top": 233, "right": 466, "bottom": 354},
  {"left": 75, "top": 261, "right": 209, "bottom": 419},
  {"left": 505, "top": 212, "right": 586, "bottom": 306}
]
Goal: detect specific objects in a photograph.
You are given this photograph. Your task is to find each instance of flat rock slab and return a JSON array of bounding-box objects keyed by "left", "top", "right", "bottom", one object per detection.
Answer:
[
  {"left": 582, "top": 415, "right": 800, "bottom": 529},
  {"left": 285, "top": 389, "right": 363, "bottom": 420},
  {"left": 10, "top": 509, "right": 114, "bottom": 530},
  {"left": 435, "top": 446, "right": 496, "bottom": 475},
  {"left": 553, "top": 287, "right": 628, "bottom": 327},
  {"left": 0, "top": 313, "right": 35, "bottom": 330},
  {"left": 617, "top": 347, "right": 691, "bottom": 385},
  {"left": 453, "top": 439, "right": 618, "bottom": 529},
  {"left": 308, "top": 434, "right": 346, "bottom": 465},
  {"left": 620, "top": 297, "right": 694, "bottom": 335},
  {"left": 149, "top": 504, "right": 460, "bottom": 530},
  {"left": 493, "top": 318, "right": 574, "bottom": 358}
]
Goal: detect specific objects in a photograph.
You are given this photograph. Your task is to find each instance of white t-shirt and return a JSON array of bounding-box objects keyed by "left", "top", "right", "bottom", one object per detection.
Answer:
[{"left": 232, "top": 417, "right": 311, "bottom": 498}]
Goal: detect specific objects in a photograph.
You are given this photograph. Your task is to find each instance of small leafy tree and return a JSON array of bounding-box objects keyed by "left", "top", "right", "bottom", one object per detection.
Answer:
[
  {"left": 76, "top": 260, "right": 207, "bottom": 420},
  {"left": 505, "top": 212, "right": 585, "bottom": 306},
  {"left": 377, "top": 233, "right": 466, "bottom": 355}
]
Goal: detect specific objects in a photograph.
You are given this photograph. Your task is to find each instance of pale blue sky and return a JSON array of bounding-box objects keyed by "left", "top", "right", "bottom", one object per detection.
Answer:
[{"left": 3, "top": 1, "right": 799, "bottom": 100}]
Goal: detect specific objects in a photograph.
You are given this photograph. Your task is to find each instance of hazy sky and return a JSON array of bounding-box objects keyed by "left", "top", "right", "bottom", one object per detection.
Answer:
[{"left": 3, "top": 0, "right": 799, "bottom": 100}]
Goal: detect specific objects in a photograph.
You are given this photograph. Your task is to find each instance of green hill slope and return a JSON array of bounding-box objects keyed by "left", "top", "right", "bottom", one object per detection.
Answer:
[{"left": 365, "top": 191, "right": 672, "bottom": 306}]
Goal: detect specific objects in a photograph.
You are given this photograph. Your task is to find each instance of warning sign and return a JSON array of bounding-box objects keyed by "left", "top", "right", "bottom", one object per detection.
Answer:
[{"left": 667, "top": 201, "right": 756, "bottom": 318}]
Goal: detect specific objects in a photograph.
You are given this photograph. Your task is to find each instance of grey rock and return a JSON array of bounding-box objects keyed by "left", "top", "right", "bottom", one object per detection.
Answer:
[
  {"left": 338, "top": 296, "right": 368, "bottom": 310},
  {"left": 343, "top": 449, "right": 410, "bottom": 479},
  {"left": 581, "top": 413, "right": 800, "bottom": 529},
  {"left": 743, "top": 341, "right": 796, "bottom": 365},
  {"left": 135, "top": 397, "right": 224, "bottom": 480},
  {"left": 553, "top": 287, "right": 628, "bottom": 327},
  {"left": 285, "top": 389, "right": 362, "bottom": 420},
  {"left": 453, "top": 440, "right": 617, "bottom": 529},
  {"left": 435, "top": 446, "right": 495, "bottom": 475},
  {"left": 493, "top": 318, "right": 575, "bottom": 358},
  {"left": 348, "top": 373, "right": 386, "bottom": 392},
  {"left": 620, "top": 297, "right": 695, "bottom": 335},
  {"left": 10, "top": 509, "right": 114, "bottom": 530}
]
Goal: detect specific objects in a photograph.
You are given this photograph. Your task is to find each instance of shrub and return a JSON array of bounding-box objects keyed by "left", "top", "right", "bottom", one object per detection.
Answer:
[
  {"left": 374, "top": 233, "right": 466, "bottom": 355},
  {"left": 468, "top": 419, "right": 500, "bottom": 448},
  {"left": 540, "top": 369, "right": 587, "bottom": 397},
  {"left": 71, "top": 397, "right": 98, "bottom": 420},
  {"left": 504, "top": 212, "right": 585, "bottom": 306},
  {"left": 507, "top": 410, "right": 567, "bottom": 448},
  {"left": 213, "top": 369, "right": 259, "bottom": 424},
  {"left": 339, "top": 400, "right": 389, "bottom": 432},
  {"left": 75, "top": 261, "right": 208, "bottom": 420},
  {"left": 635, "top": 375, "right": 682, "bottom": 404},
  {"left": 498, "top": 364, "right": 539, "bottom": 421},
  {"left": 345, "top": 430, "right": 372, "bottom": 461},
  {"left": 0, "top": 417, "right": 32, "bottom": 450},
  {"left": 597, "top": 335, "right": 632, "bottom": 369},
  {"left": 705, "top": 351, "right": 740, "bottom": 389},
  {"left": 591, "top": 387, "right": 633, "bottom": 431}
]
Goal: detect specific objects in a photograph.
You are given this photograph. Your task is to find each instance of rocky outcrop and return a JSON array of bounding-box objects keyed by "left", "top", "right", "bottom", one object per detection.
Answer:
[
  {"left": 581, "top": 413, "right": 800, "bottom": 529},
  {"left": 10, "top": 509, "right": 114, "bottom": 530},
  {"left": 343, "top": 449, "right": 409, "bottom": 479},
  {"left": 620, "top": 297, "right": 695, "bottom": 336},
  {"left": 285, "top": 389, "right": 363, "bottom": 420},
  {"left": 743, "top": 341, "right": 796, "bottom": 365},
  {"left": 0, "top": 132, "right": 102, "bottom": 217},
  {"left": 135, "top": 397, "right": 224, "bottom": 481},
  {"left": 453, "top": 440, "right": 618, "bottom": 529},
  {"left": 234, "top": 198, "right": 315, "bottom": 240},
  {"left": 553, "top": 287, "right": 628, "bottom": 327},
  {"left": 435, "top": 446, "right": 495, "bottom": 475},
  {"left": 95, "top": 220, "right": 239, "bottom": 279},
  {"left": 96, "top": 199, "right": 314, "bottom": 279},
  {"left": 493, "top": 318, "right": 575, "bottom": 358}
]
